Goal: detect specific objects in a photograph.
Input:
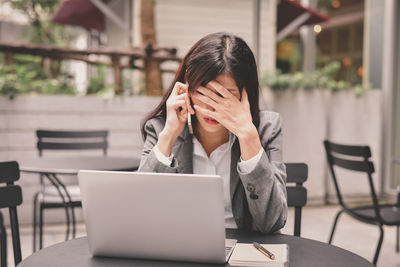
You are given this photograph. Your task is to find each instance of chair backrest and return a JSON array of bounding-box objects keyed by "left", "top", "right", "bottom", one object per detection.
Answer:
[
  {"left": 0, "top": 161, "right": 22, "bottom": 266},
  {"left": 285, "top": 163, "right": 308, "bottom": 237},
  {"left": 36, "top": 129, "right": 109, "bottom": 156},
  {"left": 323, "top": 140, "right": 381, "bottom": 221}
]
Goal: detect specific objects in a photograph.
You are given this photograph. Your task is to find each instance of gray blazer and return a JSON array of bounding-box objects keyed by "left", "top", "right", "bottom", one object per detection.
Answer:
[{"left": 139, "top": 110, "right": 287, "bottom": 233}]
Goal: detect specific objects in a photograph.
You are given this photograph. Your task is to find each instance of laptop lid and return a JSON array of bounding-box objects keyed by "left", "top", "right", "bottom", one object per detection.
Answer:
[{"left": 78, "top": 170, "right": 226, "bottom": 263}]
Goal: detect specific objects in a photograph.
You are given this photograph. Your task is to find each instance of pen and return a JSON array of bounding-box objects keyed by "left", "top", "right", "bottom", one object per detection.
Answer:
[{"left": 253, "top": 242, "right": 275, "bottom": 260}]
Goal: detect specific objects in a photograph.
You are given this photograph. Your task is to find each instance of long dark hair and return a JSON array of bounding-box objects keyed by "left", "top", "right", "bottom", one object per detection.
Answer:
[{"left": 141, "top": 32, "right": 260, "bottom": 137}]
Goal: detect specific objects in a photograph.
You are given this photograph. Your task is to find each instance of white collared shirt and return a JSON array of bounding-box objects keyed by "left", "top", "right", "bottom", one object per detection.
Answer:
[
  {"left": 153, "top": 133, "right": 263, "bottom": 229},
  {"left": 192, "top": 134, "right": 237, "bottom": 228}
]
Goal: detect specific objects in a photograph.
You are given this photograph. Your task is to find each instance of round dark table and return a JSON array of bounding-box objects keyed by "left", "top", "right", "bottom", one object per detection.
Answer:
[
  {"left": 19, "top": 229, "right": 373, "bottom": 267},
  {"left": 20, "top": 156, "right": 140, "bottom": 175}
]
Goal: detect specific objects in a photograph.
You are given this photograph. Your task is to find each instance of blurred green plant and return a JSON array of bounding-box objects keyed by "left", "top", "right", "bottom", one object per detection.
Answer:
[
  {"left": 261, "top": 61, "right": 370, "bottom": 96},
  {"left": 86, "top": 65, "right": 113, "bottom": 95},
  {"left": 122, "top": 69, "right": 134, "bottom": 96},
  {"left": 86, "top": 67, "right": 140, "bottom": 96},
  {"left": 0, "top": 54, "right": 75, "bottom": 99},
  {"left": 0, "top": 1, "right": 80, "bottom": 98}
]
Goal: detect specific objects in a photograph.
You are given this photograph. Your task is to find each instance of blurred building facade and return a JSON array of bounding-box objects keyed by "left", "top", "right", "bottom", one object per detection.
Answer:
[
  {"left": 45, "top": 0, "right": 400, "bottom": 197},
  {"left": 0, "top": 2, "right": 30, "bottom": 42},
  {"left": 1, "top": 0, "right": 399, "bottom": 207},
  {"left": 380, "top": 0, "right": 400, "bottom": 194}
]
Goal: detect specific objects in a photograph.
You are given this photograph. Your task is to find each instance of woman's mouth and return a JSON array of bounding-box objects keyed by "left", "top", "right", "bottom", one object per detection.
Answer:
[{"left": 204, "top": 117, "right": 219, "bottom": 125}]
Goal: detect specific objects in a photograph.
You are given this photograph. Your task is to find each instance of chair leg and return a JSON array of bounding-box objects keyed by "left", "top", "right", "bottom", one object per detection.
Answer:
[
  {"left": 42, "top": 173, "right": 72, "bottom": 243},
  {"left": 328, "top": 210, "right": 343, "bottom": 244},
  {"left": 32, "top": 192, "right": 39, "bottom": 252},
  {"left": 47, "top": 174, "right": 72, "bottom": 241},
  {"left": 372, "top": 225, "right": 384, "bottom": 265},
  {"left": 9, "top": 207, "right": 22, "bottom": 265},
  {"left": 396, "top": 225, "right": 399, "bottom": 253},
  {"left": 38, "top": 202, "right": 72, "bottom": 249},
  {"left": 39, "top": 205, "right": 43, "bottom": 249},
  {"left": 64, "top": 204, "right": 71, "bottom": 241},
  {"left": 0, "top": 217, "right": 7, "bottom": 267},
  {"left": 71, "top": 206, "right": 76, "bottom": 239}
]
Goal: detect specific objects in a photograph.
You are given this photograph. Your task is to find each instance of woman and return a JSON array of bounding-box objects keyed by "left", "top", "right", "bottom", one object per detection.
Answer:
[{"left": 139, "top": 32, "right": 287, "bottom": 234}]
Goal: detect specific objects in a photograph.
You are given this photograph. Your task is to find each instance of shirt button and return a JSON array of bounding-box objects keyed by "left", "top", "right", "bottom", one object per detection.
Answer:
[{"left": 250, "top": 193, "right": 259, "bottom": 200}]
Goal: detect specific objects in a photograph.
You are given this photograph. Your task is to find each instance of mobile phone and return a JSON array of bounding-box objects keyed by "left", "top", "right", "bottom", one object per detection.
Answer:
[{"left": 188, "top": 112, "right": 193, "bottom": 134}]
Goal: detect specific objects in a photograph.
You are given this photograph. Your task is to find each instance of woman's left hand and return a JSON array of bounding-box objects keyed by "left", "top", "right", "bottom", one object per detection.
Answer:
[
  {"left": 193, "top": 80, "right": 254, "bottom": 139},
  {"left": 193, "top": 80, "right": 262, "bottom": 160}
]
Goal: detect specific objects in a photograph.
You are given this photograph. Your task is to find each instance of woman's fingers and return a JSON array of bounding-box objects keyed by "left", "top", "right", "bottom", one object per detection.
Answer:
[
  {"left": 176, "top": 94, "right": 193, "bottom": 114},
  {"left": 172, "top": 82, "right": 187, "bottom": 96},
  {"left": 171, "top": 83, "right": 194, "bottom": 115},
  {"left": 169, "top": 99, "right": 186, "bottom": 109},
  {"left": 197, "top": 86, "right": 223, "bottom": 103},
  {"left": 184, "top": 93, "right": 195, "bottom": 115},
  {"left": 175, "top": 92, "right": 188, "bottom": 100},
  {"left": 164, "top": 82, "right": 191, "bottom": 137},
  {"left": 196, "top": 93, "right": 218, "bottom": 109},
  {"left": 193, "top": 104, "right": 215, "bottom": 118},
  {"left": 171, "top": 96, "right": 188, "bottom": 113},
  {"left": 169, "top": 100, "right": 188, "bottom": 122},
  {"left": 207, "top": 80, "right": 232, "bottom": 99},
  {"left": 178, "top": 109, "right": 188, "bottom": 122},
  {"left": 174, "top": 93, "right": 195, "bottom": 114}
]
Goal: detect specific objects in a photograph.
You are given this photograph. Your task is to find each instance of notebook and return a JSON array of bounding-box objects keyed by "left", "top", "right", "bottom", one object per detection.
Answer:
[
  {"left": 229, "top": 243, "right": 289, "bottom": 267},
  {"left": 78, "top": 170, "right": 236, "bottom": 264}
]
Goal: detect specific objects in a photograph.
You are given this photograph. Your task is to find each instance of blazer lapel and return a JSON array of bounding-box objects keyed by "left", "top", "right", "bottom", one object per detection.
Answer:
[
  {"left": 230, "top": 138, "right": 241, "bottom": 201},
  {"left": 174, "top": 126, "right": 193, "bottom": 174}
]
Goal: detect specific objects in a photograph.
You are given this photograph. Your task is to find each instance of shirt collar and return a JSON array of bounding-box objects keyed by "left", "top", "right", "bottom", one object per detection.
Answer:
[{"left": 192, "top": 132, "right": 236, "bottom": 157}]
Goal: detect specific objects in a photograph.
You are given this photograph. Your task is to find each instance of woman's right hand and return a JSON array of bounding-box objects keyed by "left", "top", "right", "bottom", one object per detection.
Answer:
[
  {"left": 156, "top": 82, "right": 195, "bottom": 157},
  {"left": 164, "top": 82, "right": 195, "bottom": 137}
]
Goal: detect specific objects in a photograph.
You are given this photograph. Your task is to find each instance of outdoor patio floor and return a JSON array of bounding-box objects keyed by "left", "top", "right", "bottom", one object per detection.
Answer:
[{"left": 5, "top": 204, "right": 400, "bottom": 266}]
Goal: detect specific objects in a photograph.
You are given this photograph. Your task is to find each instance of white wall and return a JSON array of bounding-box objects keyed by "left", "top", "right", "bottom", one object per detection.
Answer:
[
  {"left": 0, "top": 95, "right": 161, "bottom": 225},
  {"left": 154, "top": 0, "right": 276, "bottom": 87},
  {"left": 0, "top": 21, "right": 29, "bottom": 42},
  {"left": 264, "top": 88, "right": 383, "bottom": 203},
  {"left": 105, "top": 0, "right": 131, "bottom": 48},
  {"left": 259, "top": 0, "right": 277, "bottom": 72}
]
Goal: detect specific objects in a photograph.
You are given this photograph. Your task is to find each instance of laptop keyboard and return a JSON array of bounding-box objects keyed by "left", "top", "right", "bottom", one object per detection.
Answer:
[
  {"left": 225, "top": 246, "right": 232, "bottom": 256},
  {"left": 225, "top": 239, "right": 237, "bottom": 261},
  {"left": 225, "top": 245, "right": 234, "bottom": 259}
]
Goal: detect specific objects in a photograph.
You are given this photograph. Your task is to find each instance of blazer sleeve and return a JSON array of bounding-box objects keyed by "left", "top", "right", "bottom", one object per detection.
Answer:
[
  {"left": 237, "top": 112, "right": 288, "bottom": 233},
  {"left": 138, "top": 119, "right": 179, "bottom": 173}
]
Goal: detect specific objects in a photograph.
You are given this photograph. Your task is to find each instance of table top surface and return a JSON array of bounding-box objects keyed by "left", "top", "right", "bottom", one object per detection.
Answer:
[
  {"left": 19, "top": 230, "right": 373, "bottom": 267},
  {"left": 19, "top": 156, "right": 140, "bottom": 175}
]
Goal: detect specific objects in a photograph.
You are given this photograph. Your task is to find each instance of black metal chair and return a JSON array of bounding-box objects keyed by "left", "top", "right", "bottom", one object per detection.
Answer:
[
  {"left": 0, "top": 212, "right": 5, "bottom": 267},
  {"left": 285, "top": 163, "right": 308, "bottom": 237},
  {"left": 33, "top": 129, "right": 108, "bottom": 252},
  {"left": 0, "top": 161, "right": 23, "bottom": 267},
  {"left": 324, "top": 140, "right": 400, "bottom": 265}
]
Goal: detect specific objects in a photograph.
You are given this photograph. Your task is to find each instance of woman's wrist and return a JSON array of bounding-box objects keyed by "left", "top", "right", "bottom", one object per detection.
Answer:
[
  {"left": 156, "top": 128, "right": 179, "bottom": 157},
  {"left": 237, "top": 124, "right": 262, "bottom": 161},
  {"left": 237, "top": 122, "right": 257, "bottom": 140}
]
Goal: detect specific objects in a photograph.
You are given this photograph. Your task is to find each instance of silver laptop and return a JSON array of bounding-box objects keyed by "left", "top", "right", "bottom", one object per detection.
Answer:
[{"left": 78, "top": 170, "right": 236, "bottom": 264}]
